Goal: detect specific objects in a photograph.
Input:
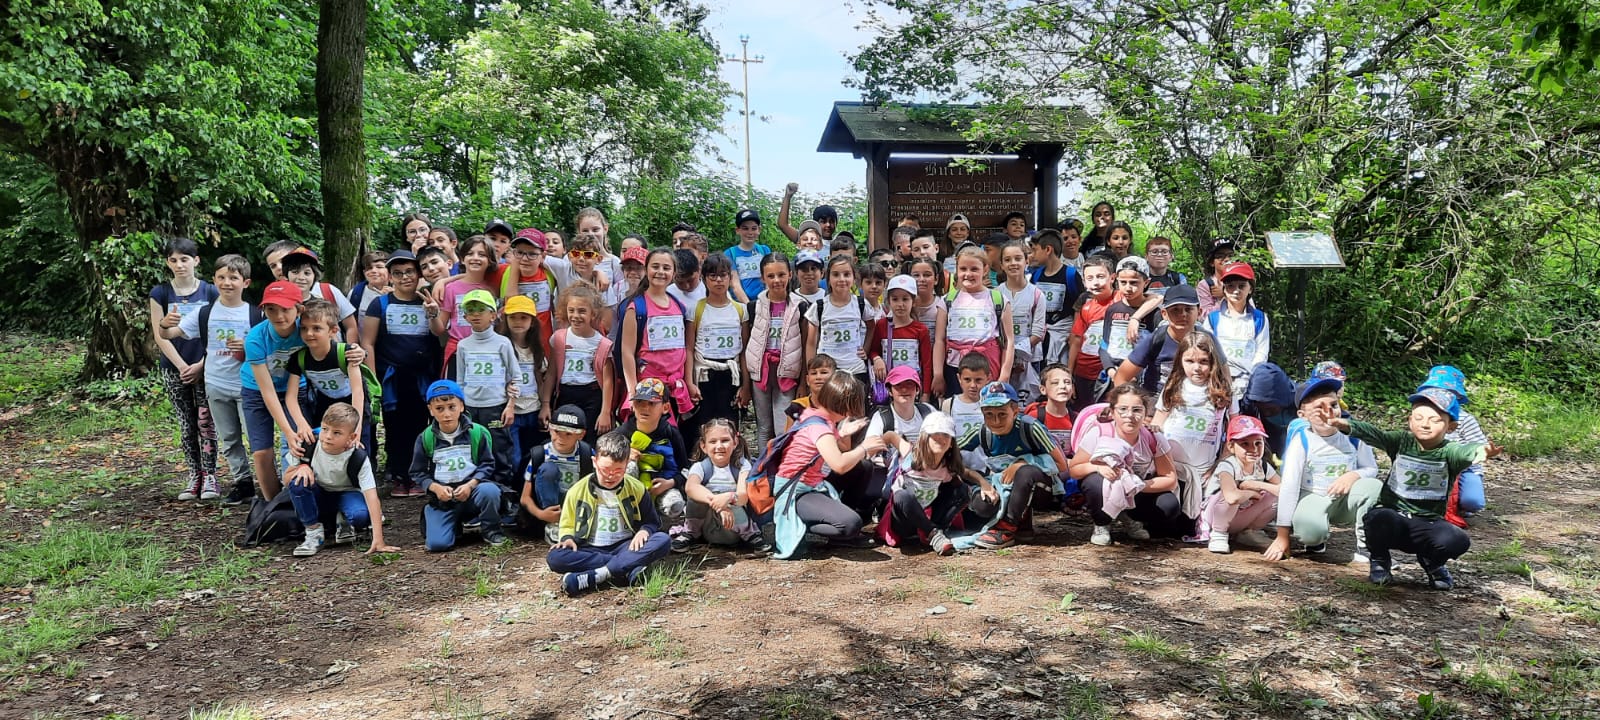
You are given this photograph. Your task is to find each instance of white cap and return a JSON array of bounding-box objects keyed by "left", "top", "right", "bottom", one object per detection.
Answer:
[
  {"left": 886, "top": 274, "right": 917, "bottom": 297},
  {"left": 1117, "top": 255, "right": 1151, "bottom": 277},
  {"left": 921, "top": 411, "right": 956, "bottom": 438}
]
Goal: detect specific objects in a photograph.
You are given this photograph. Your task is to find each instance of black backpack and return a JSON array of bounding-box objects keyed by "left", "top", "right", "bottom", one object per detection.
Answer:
[{"left": 240, "top": 491, "right": 302, "bottom": 547}]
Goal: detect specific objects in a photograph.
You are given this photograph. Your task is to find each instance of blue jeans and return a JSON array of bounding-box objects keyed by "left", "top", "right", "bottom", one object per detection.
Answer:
[
  {"left": 287, "top": 483, "right": 370, "bottom": 528},
  {"left": 546, "top": 532, "right": 671, "bottom": 577},
  {"left": 422, "top": 482, "right": 503, "bottom": 552},
  {"left": 1457, "top": 469, "right": 1485, "bottom": 515},
  {"left": 508, "top": 411, "right": 547, "bottom": 491}
]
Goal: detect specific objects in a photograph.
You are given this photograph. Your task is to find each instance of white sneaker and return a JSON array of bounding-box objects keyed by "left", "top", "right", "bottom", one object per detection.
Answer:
[
  {"left": 1208, "top": 534, "right": 1232, "bottom": 554},
  {"left": 294, "top": 526, "right": 325, "bottom": 557},
  {"left": 334, "top": 513, "right": 356, "bottom": 545},
  {"left": 1123, "top": 518, "right": 1151, "bottom": 541},
  {"left": 1351, "top": 544, "right": 1370, "bottom": 564},
  {"left": 177, "top": 476, "right": 202, "bottom": 501},
  {"left": 1090, "top": 525, "right": 1113, "bottom": 546},
  {"left": 199, "top": 475, "right": 221, "bottom": 501}
]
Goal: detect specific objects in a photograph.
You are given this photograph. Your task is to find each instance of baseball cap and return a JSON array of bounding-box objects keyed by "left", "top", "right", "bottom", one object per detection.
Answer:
[
  {"left": 921, "top": 411, "right": 956, "bottom": 438},
  {"left": 1227, "top": 415, "right": 1269, "bottom": 440},
  {"left": 1117, "top": 255, "right": 1151, "bottom": 278},
  {"left": 484, "top": 218, "right": 515, "bottom": 238},
  {"left": 795, "top": 249, "right": 824, "bottom": 267},
  {"left": 1418, "top": 365, "right": 1468, "bottom": 403},
  {"left": 548, "top": 404, "right": 588, "bottom": 433},
  {"left": 979, "top": 381, "right": 1019, "bottom": 408},
  {"left": 885, "top": 275, "right": 917, "bottom": 297},
  {"left": 632, "top": 378, "right": 667, "bottom": 403},
  {"left": 796, "top": 220, "right": 823, "bottom": 237},
  {"left": 462, "top": 289, "right": 496, "bottom": 310},
  {"left": 512, "top": 228, "right": 546, "bottom": 249},
  {"left": 1207, "top": 238, "right": 1236, "bottom": 260},
  {"left": 1311, "top": 361, "right": 1346, "bottom": 382},
  {"left": 1409, "top": 387, "right": 1461, "bottom": 421},
  {"left": 735, "top": 208, "right": 761, "bottom": 226},
  {"left": 1161, "top": 284, "right": 1200, "bottom": 308},
  {"left": 385, "top": 249, "right": 419, "bottom": 269},
  {"left": 426, "top": 379, "right": 465, "bottom": 403},
  {"left": 884, "top": 365, "right": 921, "bottom": 389},
  {"left": 621, "top": 246, "right": 648, "bottom": 266},
  {"left": 260, "top": 280, "right": 302, "bottom": 309},
  {"left": 946, "top": 214, "right": 971, "bottom": 231},
  {"left": 281, "top": 247, "right": 321, "bottom": 270},
  {"left": 1295, "top": 377, "right": 1345, "bottom": 407},
  {"left": 984, "top": 232, "right": 1010, "bottom": 246},
  {"left": 812, "top": 205, "right": 838, "bottom": 221},
  {"left": 1221, "top": 262, "right": 1256, "bottom": 283},
  {"left": 503, "top": 295, "right": 536, "bottom": 317}
]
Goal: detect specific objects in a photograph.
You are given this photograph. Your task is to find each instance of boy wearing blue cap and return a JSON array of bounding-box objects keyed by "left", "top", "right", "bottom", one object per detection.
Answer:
[
  {"left": 1416, "top": 365, "right": 1499, "bottom": 519},
  {"left": 1264, "top": 376, "right": 1382, "bottom": 563},
  {"left": 958, "top": 382, "right": 1068, "bottom": 549},
  {"left": 410, "top": 380, "right": 506, "bottom": 550},
  {"left": 1328, "top": 387, "right": 1486, "bottom": 590}
]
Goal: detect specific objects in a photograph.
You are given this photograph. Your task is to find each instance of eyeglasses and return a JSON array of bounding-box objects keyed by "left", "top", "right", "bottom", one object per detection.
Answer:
[
  {"left": 1112, "top": 405, "right": 1146, "bottom": 417},
  {"left": 512, "top": 249, "right": 542, "bottom": 259},
  {"left": 1146, "top": 248, "right": 1172, "bottom": 256},
  {"left": 389, "top": 268, "right": 418, "bottom": 279},
  {"left": 569, "top": 250, "right": 602, "bottom": 260}
]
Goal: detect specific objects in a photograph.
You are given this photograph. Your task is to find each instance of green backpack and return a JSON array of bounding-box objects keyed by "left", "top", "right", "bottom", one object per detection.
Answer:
[{"left": 332, "top": 343, "right": 383, "bottom": 420}]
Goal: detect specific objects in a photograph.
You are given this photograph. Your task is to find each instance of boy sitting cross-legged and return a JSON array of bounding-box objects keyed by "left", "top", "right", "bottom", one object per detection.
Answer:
[
  {"left": 283, "top": 403, "right": 400, "bottom": 557},
  {"left": 548, "top": 430, "right": 672, "bottom": 596},
  {"left": 410, "top": 379, "right": 507, "bottom": 551}
]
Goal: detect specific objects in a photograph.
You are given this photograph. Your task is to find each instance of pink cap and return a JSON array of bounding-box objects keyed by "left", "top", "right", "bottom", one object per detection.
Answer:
[
  {"left": 884, "top": 365, "right": 921, "bottom": 389},
  {"left": 513, "top": 228, "right": 547, "bottom": 250},
  {"left": 621, "top": 246, "right": 648, "bottom": 265},
  {"left": 1227, "top": 415, "right": 1268, "bottom": 440}
]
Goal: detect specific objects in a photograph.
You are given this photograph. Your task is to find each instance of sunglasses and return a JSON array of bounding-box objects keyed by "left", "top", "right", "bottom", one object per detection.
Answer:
[
  {"left": 878, "top": 259, "right": 899, "bottom": 269},
  {"left": 569, "top": 249, "right": 602, "bottom": 260}
]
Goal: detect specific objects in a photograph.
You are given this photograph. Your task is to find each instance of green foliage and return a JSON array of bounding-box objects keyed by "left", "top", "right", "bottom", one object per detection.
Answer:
[{"left": 1499, "top": 0, "right": 1600, "bottom": 91}]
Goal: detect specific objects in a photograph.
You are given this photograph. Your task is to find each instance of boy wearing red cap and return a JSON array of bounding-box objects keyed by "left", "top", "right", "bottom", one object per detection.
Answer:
[{"left": 240, "top": 281, "right": 311, "bottom": 500}]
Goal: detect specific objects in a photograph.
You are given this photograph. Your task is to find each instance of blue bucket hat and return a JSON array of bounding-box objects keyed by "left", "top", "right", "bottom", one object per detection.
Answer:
[{"left": 1417, "top": 365, "right": 1468, "bottom": 404}]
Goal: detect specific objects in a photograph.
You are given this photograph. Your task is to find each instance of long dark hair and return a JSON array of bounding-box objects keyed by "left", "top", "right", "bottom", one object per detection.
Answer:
[{"left": 1083, "top": 201, "right": 1116, "bottom": 255}]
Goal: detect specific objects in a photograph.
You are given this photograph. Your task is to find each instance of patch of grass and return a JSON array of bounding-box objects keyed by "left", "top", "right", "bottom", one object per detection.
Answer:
[
  {"left": 1214, "top": 669, "right": 1289, "bottom": 714},
  {"left": 611, "top": 626, "right": 683, "bottom": 661},
  {"left": 1448, "top": 646, "right": 1600, "bottom": 713},
  {"left": 1335, "top": 576, "right": 1393, "bottom": 598},
  {"left": 189, "top": 703, "right": 261, "bottom": 720},
  {"left": 940, "top": 566, "right": 978, "bottom": 604},
  {"left": 1413, "top": 691, "right": 1461, "bottom": 719},
  {"left": 3, "top": 467, "right": 159, "bottom": 512},
  {"left": 1123, "top": 630, "right": 1186, "bottom": 661},
  {"left": 0, "top": 334, "right": 81, "bottom": 407},
  {"left": 762, "top": 691, "right": 835, "bottom": 720},
  {"left": 429, "top": 688, "right": 484, "bottom": 720},
  {"left": 465, "top": 562, "right": 502, "bottom": 598},
  {"left": 626, "top": 558, "right": 700, "bottom": 617},
  {"left": 1056, "top": 678, "right": 1111, "bottom": 719},
  {"left": 368, "top": 551, "right": 402, "bottom": 566},
  {"left": 853, "top": 659, "right": 893, "bottom": 676},
  {"left": 1291, "top": 603, "right": 1333, "bottom": 630},
  {"left": 1470, "top": 380, "right": 1600, "bottom": 459},
  {"left": 1057, "top": 592, "right": 1078, "bottom": 614}
]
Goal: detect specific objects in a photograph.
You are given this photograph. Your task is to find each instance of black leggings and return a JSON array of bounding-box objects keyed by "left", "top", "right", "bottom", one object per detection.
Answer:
[
  {"left": 1363, "top": 507, "right": 1471, "bottom": 567},
  {"left": 967, "top": 465, "right": 1044, "bottom": 527},
  {"left": 1081, "top": 471, "right": 1184, "bottom": 529},
  {"left": 556, "top": 382, "right": 604, "bottom": 445},
  {"left": 889, "top": 481, "right": 969, "bottom": 537},
  {"left": 688, "top": 368, "right": 739, "bottom": 451},
  {"left": 795, "top": 492, "right": 863, "bottom": 538}
]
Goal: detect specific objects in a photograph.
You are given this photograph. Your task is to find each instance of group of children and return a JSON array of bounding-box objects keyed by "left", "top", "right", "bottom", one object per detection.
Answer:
[{"left": 147, "top": 201, "right": 1495, "bottom": 596}]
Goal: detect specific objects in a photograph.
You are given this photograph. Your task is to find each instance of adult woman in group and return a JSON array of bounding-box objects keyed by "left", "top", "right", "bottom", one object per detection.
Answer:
[{"left": 1081, "top": 202, "right": 1116, "bottom": 257}]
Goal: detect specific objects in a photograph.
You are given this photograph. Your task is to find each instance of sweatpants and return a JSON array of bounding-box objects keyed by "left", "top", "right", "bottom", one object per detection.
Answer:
[
  {"left": 287, "top": 483, "right": 370, "bottom": 528},
  {"left": 1289, "top": 477, "right": 1382, "bottom": 548},
  {"left": 888, "top": 482, "right": 969, "bottom": 539},
  {"left": 967, "top": 465, "right": 1045, "bottom": 528},
  {"left": 422, "top": 483, "right": 504, "bottom": 552},
  {"left": 466, "top": 404, "right": 515, "bottom": 491},
  {"left": 751, "top": 374, "right": 795, "bottom": 452},
  {"left": 160, "top": 367, "right": 216, "bottom": 483},
  {"left": 546, "top": 533, "right": 671, "bottom": 577},
  {"left": 1364, "top": 507, "right": 1471, "bottom": 568},
  {"left": 1082, "top": 471, "right": 1185, "bottom": 530},
  {"left": 206, "top": 387, "right": 253, "bottom": 486}
]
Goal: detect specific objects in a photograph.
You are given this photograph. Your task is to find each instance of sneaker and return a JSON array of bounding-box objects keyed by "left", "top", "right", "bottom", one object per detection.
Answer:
[
  {"left": 222, "top": 480, "right": 255, "bottom": 506},
  {"left": 389, "top": 478, "right": 416, "bottom": 498},
  {"left": 199, "top": 475, "right": 221, "bottom": 500},
  {"left": 294, "top": 526, "right": 325, "bottom": 557},
  {"left": 1208, "top": 534, "right": 1232, "bottom": 554},
  {"left": 483, "top": 530, "right": 508, "bottom": 547},
  {"left": 463, "top": 520, "right": 482, "bottom": 533},
  {"left": 1090, "top": 525, "right": 1113, "bottom": 546},
  {"left": 562, "top": 570, "right": 599, "bottom": 597},
  {"left": 1305, "top": 541, "right": 1328, "bottom": 554},
  {"left": 334, "top": 514, "right": 356, "bottom": 545},
  {"left": 746, "top": 535, "right": 774, "bottom": 556},
  {"left": 177, "top": 476, "right": 203, "bottom": 501},
  {"left": 1425, "top": 565, "right": 1455, "bottom": 591},
  {"left": 975, "top": 521, "right": 1017, "bottom": 550},
  {"left": 928, "top": 529, "right": 955, "bottom": 556},
  {"left": 670, "top": 535, "right": 697, "bottom": 553},
  {"left": 1122, "top": 519, "right": 1150, "bottom": 541},
  {"left": 830, "top": 533, "right": 879, "bottom": 549},
  {"left": 1351, "top": 544, "right": 1370, "bottom": 565},
  {"left": 1368, "top": 560, "right": 1393, "bottom": 586}
]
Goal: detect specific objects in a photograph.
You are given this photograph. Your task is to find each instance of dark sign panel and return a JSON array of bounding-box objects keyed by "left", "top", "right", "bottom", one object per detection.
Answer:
[{"left": 888, "top": 157, "right": 1036, "bottom": 231}]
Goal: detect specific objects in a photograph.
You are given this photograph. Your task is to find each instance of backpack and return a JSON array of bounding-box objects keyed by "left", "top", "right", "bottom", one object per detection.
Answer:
[
  {"left": 1205, "top": 306, "right": 1267, "bottom": 341},
  {"left": 197, "top": 302, "right": 264, "bottom": 348},
  {"left": 240, "top": 490, "right": 302, "bottom": 547},
  {"left": 873, "top": 402, "right": 936, "bottom": 435},
  {"left": 1069, "top": 402, "right": 1156, "bottom": 457},
  {"left": 942, "top": 286, "right": 1009, "bottom": 348},
  {"left": 295, "top": 343, "right": 383, "bottom": 420},
  {"left": 1029, "top": 264, "right": 1084, "bottom": 321},
  {"left": 745, "top": 415, "right": 831, "bottom": 520},
  {"left": 318, "top": 282, "right": 338, "bottom": 304},
  {"left": 498, "top": 266, "right": 559, "bottom": 310}
]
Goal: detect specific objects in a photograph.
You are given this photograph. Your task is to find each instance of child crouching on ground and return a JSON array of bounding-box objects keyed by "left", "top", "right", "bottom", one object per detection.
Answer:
[
  {"left": 1329, "top": 388, "right": 1486, "bottom": 590},
  {"left": 520, "top": 404, "right": 595, "bottom": 544},
  {"left": 678, "top": 419, "right": 768, "bottom": 554},
  {"left": 1196, "top": 416, "right": 1281, "bottom": 554},
  {"left": 548, "top": 430, "right": 672, "bottom": 596},
  {"left": 411, "top": 380, "right": 507, "bottom": 551},
  {"left": 283, "top": 403, "right": 400, "bottom": 557}
]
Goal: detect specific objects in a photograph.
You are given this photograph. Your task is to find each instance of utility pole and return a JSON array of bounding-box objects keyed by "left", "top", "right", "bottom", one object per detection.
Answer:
[{"left": 723, "top": 35, "right": 763, "bottom": 197}]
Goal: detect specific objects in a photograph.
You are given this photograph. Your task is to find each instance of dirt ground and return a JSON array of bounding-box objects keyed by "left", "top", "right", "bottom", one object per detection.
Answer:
[{"left": 2, "top": 398, "right": 1598, "bottom": 719}]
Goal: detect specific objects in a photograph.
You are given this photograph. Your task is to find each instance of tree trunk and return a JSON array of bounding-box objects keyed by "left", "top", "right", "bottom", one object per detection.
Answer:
[{"left": 316, "top": 0, "right": 370, "bottom": 290}]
